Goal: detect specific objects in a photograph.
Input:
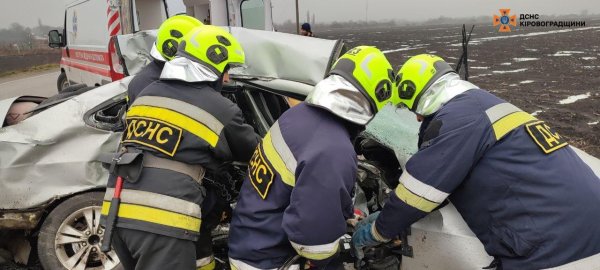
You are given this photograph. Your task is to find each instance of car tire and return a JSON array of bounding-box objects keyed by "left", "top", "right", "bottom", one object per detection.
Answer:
[
  {"left": 38, "top": 191, "right": 123, "bottom": 270},
  {"left": 57, "top": 72, "right": 70, "bottom": 92}
]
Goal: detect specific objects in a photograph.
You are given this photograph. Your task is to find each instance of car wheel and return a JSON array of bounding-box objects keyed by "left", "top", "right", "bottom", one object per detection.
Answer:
[
  {"left": 38, "top": 192, "right": 123, "bottom": 270},
  {"left": 57, "top": 72, "right": 70, "bottom": 92}
]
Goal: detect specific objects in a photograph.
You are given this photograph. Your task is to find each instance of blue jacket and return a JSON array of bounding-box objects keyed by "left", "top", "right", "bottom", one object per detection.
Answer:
[
  {"left": 228, "top": 103, "right": 357, "bottom": 268},
  {"left": 375, "top": 89, "right": 600, "bottom": 269}
]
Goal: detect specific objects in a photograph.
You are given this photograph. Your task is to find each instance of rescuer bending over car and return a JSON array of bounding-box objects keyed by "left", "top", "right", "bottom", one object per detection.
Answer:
[
  {"left": 228, "top": 46, "right": 400, "bottom": 270},
  {"left": 100, "top": 25, "right": 260, "bottom": 270},
  {"left": 352, "top": 54, "right": 600, "bottom": 269}
]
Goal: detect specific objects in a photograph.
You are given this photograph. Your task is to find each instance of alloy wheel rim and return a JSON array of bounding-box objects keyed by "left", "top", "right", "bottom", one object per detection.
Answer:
[{"left": 54, "top": 206, "right": 120, "bottom": 270}]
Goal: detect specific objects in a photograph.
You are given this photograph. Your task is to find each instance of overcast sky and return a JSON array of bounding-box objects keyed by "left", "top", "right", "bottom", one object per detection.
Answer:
[{"left": 2, "top": 0, "right": 599, "bottom": 28}]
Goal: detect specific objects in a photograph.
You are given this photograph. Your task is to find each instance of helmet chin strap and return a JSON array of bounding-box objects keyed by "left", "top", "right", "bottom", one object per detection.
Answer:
[
  {"left": 209, "top": 76, "right": 224, "bottom": 91},
  {"left": 210, "top": 65, "right": 232, "bottom": 92},
  {"left": 414, "top": 73, "right": 478, "bottom": 116}
]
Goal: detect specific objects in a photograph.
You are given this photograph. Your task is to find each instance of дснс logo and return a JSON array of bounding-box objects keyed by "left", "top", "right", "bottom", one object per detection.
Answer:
[{"left": 493, "top": 9, "right": 517, "bottom": 32}]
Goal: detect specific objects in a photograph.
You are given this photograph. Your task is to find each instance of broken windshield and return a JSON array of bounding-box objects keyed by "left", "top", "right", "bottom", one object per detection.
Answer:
[{"left": 362, "top": 104, "right": 421, "bottom": 168}]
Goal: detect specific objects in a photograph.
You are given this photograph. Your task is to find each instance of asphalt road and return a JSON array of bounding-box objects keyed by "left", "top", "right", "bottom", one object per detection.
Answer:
[{"left": 0, "top": 71, "right": 59, "bottom": 99}]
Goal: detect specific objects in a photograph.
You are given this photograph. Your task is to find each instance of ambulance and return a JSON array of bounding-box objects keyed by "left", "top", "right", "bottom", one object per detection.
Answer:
[{"left": 48, "top": 0, "right": 273, "bottom": 92}]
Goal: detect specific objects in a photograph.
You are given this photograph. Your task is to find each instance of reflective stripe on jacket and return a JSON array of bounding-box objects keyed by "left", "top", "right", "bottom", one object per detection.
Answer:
[{"left": 375, "top": 89, "right": 600, "bottom": 269}]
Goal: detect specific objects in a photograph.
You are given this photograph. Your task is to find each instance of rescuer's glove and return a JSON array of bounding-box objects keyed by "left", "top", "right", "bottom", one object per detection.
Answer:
[{"left": 352, "top": 212, "right": 385, "bottom": 251}]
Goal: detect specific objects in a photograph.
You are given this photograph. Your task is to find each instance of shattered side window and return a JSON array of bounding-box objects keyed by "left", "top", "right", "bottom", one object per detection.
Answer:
[
  {"left": 83, "top": 94, "right": 127, "bottom": 132},
  {"left": 361, "top": 104, "right": 421, "bottom": 168}
]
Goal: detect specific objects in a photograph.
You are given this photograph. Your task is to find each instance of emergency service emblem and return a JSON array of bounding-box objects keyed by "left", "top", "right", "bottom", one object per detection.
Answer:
[
  {"left": 249, "top": 144, "right": 275, "bottom": 199},
  {"left": 525, "top": 121, "right": 568, "bottom": 154},
  {"left": 123, "top": 117, "right": 183, "bottom": 156}
]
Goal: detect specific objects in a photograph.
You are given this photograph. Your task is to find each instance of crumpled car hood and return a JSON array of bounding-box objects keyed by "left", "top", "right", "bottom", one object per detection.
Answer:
[{"left": 116, "top": 27, "right": 344, "bottom": 97}]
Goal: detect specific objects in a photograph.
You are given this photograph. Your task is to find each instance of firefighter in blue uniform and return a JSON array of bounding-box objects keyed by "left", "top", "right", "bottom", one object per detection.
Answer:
[
  {"left": 101, "top": 25, "right": 260, "bottom": 270},
  {"left": 352, "top": 54, "right": 600, "bottom": 269},
  {"left": 228, "top": 46, "right": 400, "bottom": 269},
  {"left": 126, "top": 15, "right": 202, "bottom": 105}
]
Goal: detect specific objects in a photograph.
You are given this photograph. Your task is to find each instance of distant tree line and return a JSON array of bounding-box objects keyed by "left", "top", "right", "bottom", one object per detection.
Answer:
[{"left": 0, "top": 20, "right": 62, "bottom": 56}]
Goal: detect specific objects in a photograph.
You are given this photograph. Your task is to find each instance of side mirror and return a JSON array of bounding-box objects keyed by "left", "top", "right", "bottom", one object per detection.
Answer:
[{"left": 48, "top": 30, "right": 64, "bottom": 48}]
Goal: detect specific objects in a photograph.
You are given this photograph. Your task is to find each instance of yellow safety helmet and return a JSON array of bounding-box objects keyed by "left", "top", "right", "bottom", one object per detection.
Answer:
[
  {"left": 395, "top": 54, "right": 455, "bottom": 111},
  {"left": 156, "top": 15, "right": 203, "bottom": 60},
  {"left": 329, "top": 46, "right": 397, "bottom": 112},
  {"left": 178, "top": 25, "right": 245, "bottom": 77}
]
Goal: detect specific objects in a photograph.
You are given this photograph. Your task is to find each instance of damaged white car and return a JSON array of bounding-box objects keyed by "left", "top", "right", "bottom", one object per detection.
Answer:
[{"left": 0, "top": 28, "right": 343, "bottom": 270}]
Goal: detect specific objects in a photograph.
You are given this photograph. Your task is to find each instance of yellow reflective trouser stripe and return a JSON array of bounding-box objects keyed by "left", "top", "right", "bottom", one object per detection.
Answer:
[
  {"left": 295, "top": 247, "right": 339, "bottom": 260},
  {"left": 395, "top": 183, "right": 440, "bottom": 212},
  {"left": 290, "top": 241, "right": 340, "bottom": 260},
  {"left": 104, "top": 188, "right": 202, "bottom": 217},
  {"left": 262, "top": 132, "right": 296, "bottom": 186},
  {"left": 197, "top": 260, "right": 215, "bottom": 270},
  {"left": 101, "top": 201, "right": 201, "bottom": 232},
  {"left": 491, "top": 111, "right": 537, "bottom": 140},
  {"left": 128, "top": 105, "right": 219, "bottom": 147}
]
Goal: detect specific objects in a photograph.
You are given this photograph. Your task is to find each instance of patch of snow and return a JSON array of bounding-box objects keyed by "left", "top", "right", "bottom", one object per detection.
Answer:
[
  {"left": 552, "top": 52, "right": 572, "bottom": 56},
  {"left": 470, "top": 73, "right": 492, "bottom": 79},
  {"left": 583, "top": 66, "right": 599, "bottom": 69},
  {"left": 513, "top": 58, "right": 539, "bottom": 62},
  {"left": 382, "top": 46, "right": 424, "bottom": 54},
  {"left": 446, "top": 56, "right": 458, "bottom": 60},
  {"left": 525, "top": 49, "right": 538, "bottom": 52},
  {"left": 509, "top": 84, "right": 518, "bottom": 87},
  {"left": 500, "top": 62, "right": 512, "bottom": 66},
  {"left": 471, "top": 66, "right": 489, "bottom": 69},
  {"left": 582, "top": 57, "right": 597, "bottom": 60},
  {"left": 552, "top": 51, "right": 585, "bottom": 57},
  {"left": 558, "top": 92, "right": 591, "bottom": 105},
  {"left": 429, "top": 51, "right": 437, "bottom": 54},
  {"left": 426, "top": 27, "right": 450, "bottom": 31},
  {"left": 558, "top": 51, "right": 585, "bottom": 54},
  {"left": 431, "top": 35, "right": 459, "bottom": 39},
  {"left": 531, "top": 110, "right": 543, "bottom": 116},
  {"left": 588, "top": 121, "right": 599, "bottom": 126},
  {"left": 492, "top": 68, "right": 528, "bottom": 74},
  {"left": 520, "top": 80, "right": 534, "bottom": 84}
]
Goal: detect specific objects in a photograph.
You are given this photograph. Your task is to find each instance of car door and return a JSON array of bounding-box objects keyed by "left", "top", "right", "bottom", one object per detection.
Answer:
[{"left": 0, "top": 78, "right": 130, "bottom": 211}]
